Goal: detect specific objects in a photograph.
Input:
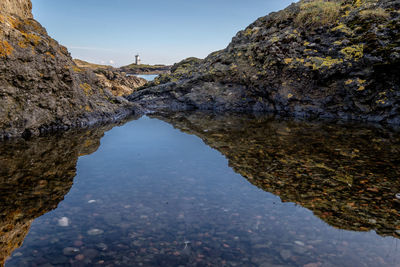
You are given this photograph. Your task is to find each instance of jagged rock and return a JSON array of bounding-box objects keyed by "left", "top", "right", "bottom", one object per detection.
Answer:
[
  {"left": 0, "top": 0, "right": 136, "bottom": 139},
  {"left": 130, "top": 0, "right": 400, "bottom": 124}
]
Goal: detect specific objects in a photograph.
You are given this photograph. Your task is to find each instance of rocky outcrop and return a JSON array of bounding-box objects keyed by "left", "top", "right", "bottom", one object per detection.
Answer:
[
  {"left": 0, "top": 0, "right": 32, "bottom": 19},
  {"left": 0, "top": 0, "right": 135, "bottom": 139},
  {"left": 0, "top": 118, "right": 137, "bottom": 266},
  {"left": 73, "top": 59, "right": 147, "bottom": 97},
  {"left": 94, "top": 68, "right": 147, "bottom": 96},
  {"left": 130, "top": 0, "right": 400, "bottom": 124},
  {"left": 153, "top": 111, "right": 400, "bottom": 239}
]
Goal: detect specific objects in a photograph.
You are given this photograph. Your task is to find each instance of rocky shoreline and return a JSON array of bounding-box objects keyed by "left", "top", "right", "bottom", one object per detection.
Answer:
[
  {"left": 1, "top": 0, "right": 400, "bottom": 139},
  {"left": 129, "top": 0, "right": 400, "bottom": 125}
]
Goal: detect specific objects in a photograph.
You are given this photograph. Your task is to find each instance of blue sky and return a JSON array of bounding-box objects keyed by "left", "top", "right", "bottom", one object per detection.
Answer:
[{"left": 32, "top": 0, "right": 295, "bottom": 66}]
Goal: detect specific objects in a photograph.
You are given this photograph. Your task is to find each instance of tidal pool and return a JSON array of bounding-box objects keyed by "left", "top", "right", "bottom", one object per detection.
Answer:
[{"left": 2, "top": 112, "right": 400, "bottom": 267}]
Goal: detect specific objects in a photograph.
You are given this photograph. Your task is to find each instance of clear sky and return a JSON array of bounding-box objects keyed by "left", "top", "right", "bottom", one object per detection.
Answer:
[{"left": 32, "top": 0, "right": 295, "bottom": 67}]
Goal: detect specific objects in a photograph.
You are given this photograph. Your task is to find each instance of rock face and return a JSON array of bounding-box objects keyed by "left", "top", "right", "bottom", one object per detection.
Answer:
[
  {"left": 130, "top": 0, "right": 400, "bottom": 124},
  {"left": 153, "top": 111, "right": 400, "bottom": 239},
  {"left": 73, "top": 59, "right": 147, "bottom": 97},
  {"left": 0, "top": 0, "right": 135, "bottom": 139},
  {"left": 94, "top": 69, "right": 147, "bottom": 96}
]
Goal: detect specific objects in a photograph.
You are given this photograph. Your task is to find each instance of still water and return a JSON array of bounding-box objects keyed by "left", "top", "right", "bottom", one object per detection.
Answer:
[
  {"left": 2, "top": 112, "right": 400, "bottom": 266},
  {"left": 136, "top": 74, "right": 158, "bottom": 81}
]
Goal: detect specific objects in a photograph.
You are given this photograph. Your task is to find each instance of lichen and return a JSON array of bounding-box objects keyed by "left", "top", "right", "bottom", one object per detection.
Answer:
[
  {"left": 340, "top": 45, "right": 364, "bottom": 60},
  {"left": 345, "top": 79, "right": 353, "bottom": 85},
  {"left": 284, "top": 58, "right": 293, "bottom": 64},
  {"left": 331, "top": 23, "right": 353, "bottom": 35},
  {"left": 45, "top": 52, "right": 55, "bottom": 59},
  {"left": 0, "top": 40, "right": 13, "bottom": 57},
  {"left": 72, "top": 66, "right": 82, "bottom": 72},
  {"left": 269, "top": 36, "right": 280, "bottom": 43},
  {"left": 21, "top": 33, "right": 40, "bottom": 45},
  {"left": 304, "top": 56, "right": 343, "bottom": 70},
  {"left": 80, "top": 83, "right": 92, "bottom": 95}
]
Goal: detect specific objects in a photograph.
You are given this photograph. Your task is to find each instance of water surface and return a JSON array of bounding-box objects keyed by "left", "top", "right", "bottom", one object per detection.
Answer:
[
  {"left": 136, "top": 74, "right": 158, "bottom": 81},
  {"left": 2, "top": 112, "right": 400, "bottom": 267}
]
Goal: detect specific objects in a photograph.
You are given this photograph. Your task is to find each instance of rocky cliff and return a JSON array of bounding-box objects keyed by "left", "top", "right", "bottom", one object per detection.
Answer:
[
  {"left": 0, "top": 0, "right": 135, "bottom": 139},
  {"left": 130, "top": 0, "right": 400, "bottom": 124}
]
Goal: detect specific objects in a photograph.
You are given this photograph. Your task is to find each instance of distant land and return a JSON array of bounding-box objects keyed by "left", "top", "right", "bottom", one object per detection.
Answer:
[{"left": 74, "top": 59, "right": 171, "bottom": 75}]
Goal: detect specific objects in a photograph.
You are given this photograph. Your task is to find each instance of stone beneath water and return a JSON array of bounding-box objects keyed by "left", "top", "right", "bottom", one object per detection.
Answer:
[
  {"left": 63, "top": 247, "right": 80, "bottom": 256},
  {"left": 87, "top": 229, "right": 104, "bottom": 236},
  {"left": 57, "top": 217, "right": 70, "bottom": 227}
]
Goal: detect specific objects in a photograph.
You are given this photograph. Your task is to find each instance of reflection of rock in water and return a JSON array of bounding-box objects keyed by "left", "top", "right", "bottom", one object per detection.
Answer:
[
  {"left": 153, "top": 111, "right": 400, "bottom": 238},
  {"left": 0, "top": 119, "right": 135, "bottom": 266}
]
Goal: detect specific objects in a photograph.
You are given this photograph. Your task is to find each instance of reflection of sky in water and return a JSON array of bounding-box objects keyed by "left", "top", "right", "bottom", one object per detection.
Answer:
[
  {"left": 136, "top": 74, "right": 159, "bottom": 81},
  {"left": 6, "top": 117, "right": 400, "bottom": 266}
]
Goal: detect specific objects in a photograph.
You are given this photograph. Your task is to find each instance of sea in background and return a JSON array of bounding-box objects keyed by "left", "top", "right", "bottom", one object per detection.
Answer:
[{"left": 136, "top": 74, "right": 159, "bottom": 81}]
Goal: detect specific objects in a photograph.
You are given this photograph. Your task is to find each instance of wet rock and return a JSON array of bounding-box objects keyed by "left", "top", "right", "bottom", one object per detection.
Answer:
[
  {"left": 82, "top": 249, "right": 99, "bottom": 259},
  {"left": 63, "top": 247, "right": 80, "bottom": 256},
  {"left": 75, "top": 254, "right": 85, "bottom": 261},
  {"left": 280, "top": 249, "right": 292, "bottom": 261},
  {"left": 58, "top": 217, "right": 70, "bottom": 227},
  {"left": 87, "top": 229, "right": 104, "bottom": 236}
]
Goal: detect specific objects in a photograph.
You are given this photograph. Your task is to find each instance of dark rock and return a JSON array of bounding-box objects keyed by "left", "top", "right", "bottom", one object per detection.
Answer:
[
  {"left": 0, "top": 1, "right": 137, "bottom": 139},
  {"left": 129, "top": 0, "right": 400, "bottom": 125}
]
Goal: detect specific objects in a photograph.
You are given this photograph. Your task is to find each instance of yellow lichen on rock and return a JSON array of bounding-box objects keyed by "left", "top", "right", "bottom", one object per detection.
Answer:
[
  {"left": 345, "top": 79, "right": 353, "bottom": 85},
  {"left": 72, "top": 66, "right": 82, "bottom": 72},
  {"left": 331, "top": 23, "right": 353, "bottom": 35},
  {"left": 45, "top": 51, "right": 55, "bottom": 59},
  {"left": 340, "top": 45, "right": 364, "bottom": 60},
  {"left": 0, "top": 40, "right": 13, "bottom": 57},
  {"left": 305, "top": 56, "right": 343, "bottom": 70},
  {"left": 284, "top": 58, "right": 293, "bottom": 64},
  {"left": 80, "top": 83, "right": 92, "bottom": 95}
]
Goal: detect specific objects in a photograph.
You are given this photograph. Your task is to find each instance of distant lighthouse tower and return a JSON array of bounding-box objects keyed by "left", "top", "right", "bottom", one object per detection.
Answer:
[{"left": 135, "top": 54, "right": 141, "bottom": 65}]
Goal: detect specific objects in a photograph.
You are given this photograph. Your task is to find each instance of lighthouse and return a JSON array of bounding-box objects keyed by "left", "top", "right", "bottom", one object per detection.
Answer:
[{"left": 135, "top": 54, "right": 141, "bottom": 65}]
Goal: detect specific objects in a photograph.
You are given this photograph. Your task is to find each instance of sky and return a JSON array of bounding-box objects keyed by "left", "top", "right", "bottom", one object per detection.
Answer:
[{"left": 32, "top": 0, "right": 295, "bottom": 67}]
